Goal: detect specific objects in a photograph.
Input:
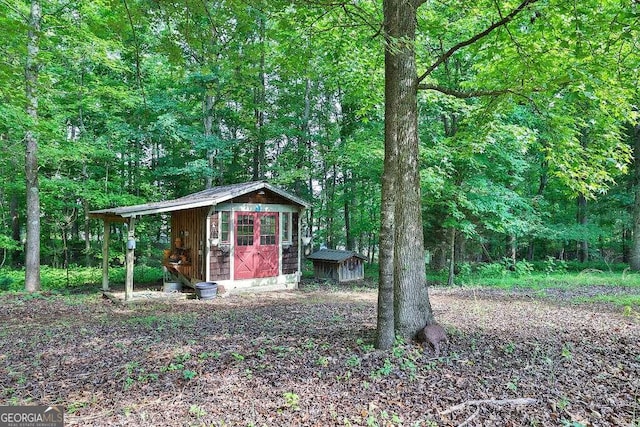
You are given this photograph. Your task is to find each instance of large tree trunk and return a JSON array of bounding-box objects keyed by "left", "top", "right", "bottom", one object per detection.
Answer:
[
  {"left": 630, "top": 123, "right": 640, "bottom": 269},
  {"left": 24, "top": 0, "right": 41, "bottom": 292},
  {"left": 376, "top": 0, "right": 400, "bottom": 350},
  {"left": 377, "top": 0, "right": 433, "bottom": 348}
]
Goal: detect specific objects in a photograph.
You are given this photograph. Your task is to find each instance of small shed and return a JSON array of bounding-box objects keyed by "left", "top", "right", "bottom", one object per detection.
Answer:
[
  {"left": 89, "top": 181, "right": 309, "bottom": 300},
  {"left": 306, "top": 249, "right": 366, "bottom": 282}
]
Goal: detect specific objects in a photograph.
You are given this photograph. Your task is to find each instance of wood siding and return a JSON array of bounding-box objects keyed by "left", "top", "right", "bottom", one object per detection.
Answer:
[
  {"left": 231, "top": 191, "right": 293, "bottom": 206},
  {"left": 209, "top": 214, "right": 231, "bottom": 281},
  {"left": 312, "top": 256, "right": 364, "bottom": 282},
  {"left": 170, "top": 207, "right": 209, "bottom": 282}
]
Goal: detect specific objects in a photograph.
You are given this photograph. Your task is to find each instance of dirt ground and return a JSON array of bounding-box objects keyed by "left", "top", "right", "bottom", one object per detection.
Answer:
[{"left": 0, "top": 282, "right": 638, "bottom": 426}]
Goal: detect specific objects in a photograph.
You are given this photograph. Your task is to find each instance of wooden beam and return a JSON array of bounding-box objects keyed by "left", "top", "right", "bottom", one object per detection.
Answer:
[
  {"left": 89, "top": 213, "right": 128, "bottom": 223},
  {"left": 125, "top": 217, "right": 136, "bottom": 301},
  {"left": 102, "top": 220, "right": 110, "bottom": 291}
]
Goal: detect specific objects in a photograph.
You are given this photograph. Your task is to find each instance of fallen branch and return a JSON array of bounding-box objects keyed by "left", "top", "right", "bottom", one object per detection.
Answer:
[
  {"left": 440, "top": 397, "right": 538, "bottom": 415},
  {"left": 457, "top": 406, "right": 480, "bottom": 427}
]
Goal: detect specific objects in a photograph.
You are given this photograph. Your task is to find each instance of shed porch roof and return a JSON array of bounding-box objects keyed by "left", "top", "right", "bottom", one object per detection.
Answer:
[{"left": 89, "top": 181, "right": 310, "bottom": 220}]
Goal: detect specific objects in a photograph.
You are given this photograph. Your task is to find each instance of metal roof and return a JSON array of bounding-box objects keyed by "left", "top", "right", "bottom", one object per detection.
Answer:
[
  {"left": 89, "top": 181, "right": 310, "bottom": 219},
  {"left": 306, "top": 249, "right": 367, "bottom": 263}
]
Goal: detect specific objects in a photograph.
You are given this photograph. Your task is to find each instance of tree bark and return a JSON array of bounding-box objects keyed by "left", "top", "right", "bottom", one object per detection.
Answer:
[
  {"left": 390, "top": 0, "right": 433, "bottom": 340},
  {"left": 24, "top": 0, "right": 41, "bottom": 293},
  {"left": 376, "top": 0, "right": 400, "bottom": 350},
  {"left": 506, "top": 234, "right": 516, "bottom": 262},
  {"left": 377, "top": 0, "right": 433, "bottom": 348}
]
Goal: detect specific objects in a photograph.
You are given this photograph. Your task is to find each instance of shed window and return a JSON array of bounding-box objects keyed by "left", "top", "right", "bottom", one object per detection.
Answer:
[
  {"left": 237, "top": 214, "right": 254, "bottom": 246},
  {"left": 260, "top": 215, "right": 277, "bottom": 245},
  {"left": 220, "top": 211, "right": 230, "bottom": 243},
  {"left": 282, "top": 212, "right": 292, "bottom": 244}
]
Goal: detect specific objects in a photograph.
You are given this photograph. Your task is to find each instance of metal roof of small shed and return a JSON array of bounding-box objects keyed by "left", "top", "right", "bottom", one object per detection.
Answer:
[
  {"left": 89, "top": 181, "right": 309, "bottom": 219},
  {"left": 306, "top": 249, "right": 367, "bottom": 263}
]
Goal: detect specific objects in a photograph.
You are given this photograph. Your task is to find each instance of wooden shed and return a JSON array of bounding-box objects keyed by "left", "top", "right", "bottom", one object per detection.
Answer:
[
  {"left": 306, "top": 249, "right": 366, "bottom": 282},
  {"left": 89, "top": 181, "right": 309, "bottom": 300}
]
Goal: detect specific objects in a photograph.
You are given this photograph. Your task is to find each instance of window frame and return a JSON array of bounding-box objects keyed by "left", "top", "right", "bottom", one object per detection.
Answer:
[
  {"left": 219, "top": 211, "right": 231, "bottom": 244},
  {"left": 281, "top": 211, "right": 292, "bottom": 244}
]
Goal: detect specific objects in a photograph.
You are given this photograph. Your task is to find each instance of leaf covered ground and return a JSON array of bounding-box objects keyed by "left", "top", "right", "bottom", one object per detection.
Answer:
[{"left": 0, "top": 281, "right": 638, "bottom": 426}]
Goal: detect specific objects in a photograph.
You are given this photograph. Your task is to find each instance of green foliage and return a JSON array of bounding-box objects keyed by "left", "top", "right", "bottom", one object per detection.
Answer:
[
  {"left": 433, "top": 260, "right": 640, "bottom": 309},
  {"left": 542, "top": 257, "right": 568, "bottom": 275},
  {"left": 282, "top": 392, "right": 300, "bottom": 411},
  {"left": 188, "top": 404, "right": 206, "bottom": 418},
  {"left": 182, "top": 369, "right": 197, "bottom": 380},
  {"left": 0, "top": 0, "right": 638, "bottom": 289},
  {"left": 0, "top": 266, "right": 162, "bottom": 293}
]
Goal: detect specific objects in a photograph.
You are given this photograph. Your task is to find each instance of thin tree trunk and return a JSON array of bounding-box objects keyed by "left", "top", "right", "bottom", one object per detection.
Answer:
[
  {"left": 83, "top": 197, "right": 91, "bottom": 266},
  {"left": 123, "top": 0, "right": 146, "bottom": 104},
  {"left": 24, "top": 0, "right": 41, "bottom": 292},
  {"left": 507, "top": 234, "right": 516, "bottom": 262},
  {"left": 527, "top": 157, "right": 548, "bottom": 260},
  {"left": 252, "top": 17, "right": 266, "bottom": 181},
  {"left": 204, "top": 93, "right": 215, "bottom": 188},
  {"left": 630, "top": 123, "right": 640, "bottom": 269},
  {"left": 577, "top": 193, "right": 588, "bottom": 262},
  {"left": 447, "top": 228, "right": 455, "bottom": 286},
  {"left": 577, "top": 134, "right": 589, "bottom": 262},
  {"left": 10, "top": 192, "right": 20, "bottom": 266},
  {"left": 344, "top": 196, "right": 353, "bottom": 251}
]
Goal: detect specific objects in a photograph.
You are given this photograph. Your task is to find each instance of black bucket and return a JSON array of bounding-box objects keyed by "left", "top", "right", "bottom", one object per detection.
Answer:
[{"left": 195, "top": 282, "right": 218, "bottom": 300}]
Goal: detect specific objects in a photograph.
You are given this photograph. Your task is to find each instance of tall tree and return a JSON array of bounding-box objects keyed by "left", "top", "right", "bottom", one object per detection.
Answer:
[
  {"left": 24, "top": 0, "right": 41, "bottom": 292},
  {"left": 378, "top": 0, "right": 543, "bottom": 347},
  {"left": 377, "top": 0, "right": 434, "bottom": 349}
]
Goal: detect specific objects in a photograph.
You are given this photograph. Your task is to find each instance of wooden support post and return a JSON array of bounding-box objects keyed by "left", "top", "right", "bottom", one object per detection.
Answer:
[
  {"left": 102, "top": 220, "right": 110, "bottom": 291},
  {"left": 297, "top": 209, "right": 304, "bottom": 283},
  {"left": 125, "top": 217, "right": 136, "bottom": 301}
]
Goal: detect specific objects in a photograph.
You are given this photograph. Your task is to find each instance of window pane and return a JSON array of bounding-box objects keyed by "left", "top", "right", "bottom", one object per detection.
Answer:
[
  {"left": 260, "top": 215, "right": 276, "bottom": 245},
  {"left": 282, "top": 212, "right": 291, "bottom": 242},
  {"left": 237, "top": 214, "right": 254, "bottom": 246},
  {"left": 220, "top": 211, "right": 230, "bottom": 243}
]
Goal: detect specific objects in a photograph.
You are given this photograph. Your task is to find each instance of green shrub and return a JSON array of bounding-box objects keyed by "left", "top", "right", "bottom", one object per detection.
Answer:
[
  {"left": 0, "top": 265, "right": 163, "bottom": 293},
  {"left": 477, "top": 262, "right": 508, "bottom": 278},
  {"left": 513, "top": 259, "right": 534, "bottom": 276},
  {"left": 542, "top": 257, "right": 568, "bottom": 274},
  {"left": 0, "top": 275, "right": 15, "bottom": 292}
]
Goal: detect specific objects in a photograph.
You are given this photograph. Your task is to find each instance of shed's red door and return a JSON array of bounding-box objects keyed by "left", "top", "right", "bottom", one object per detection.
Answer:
[{"left": 234, "top": 212, "right": 279, "bottom": 280}]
